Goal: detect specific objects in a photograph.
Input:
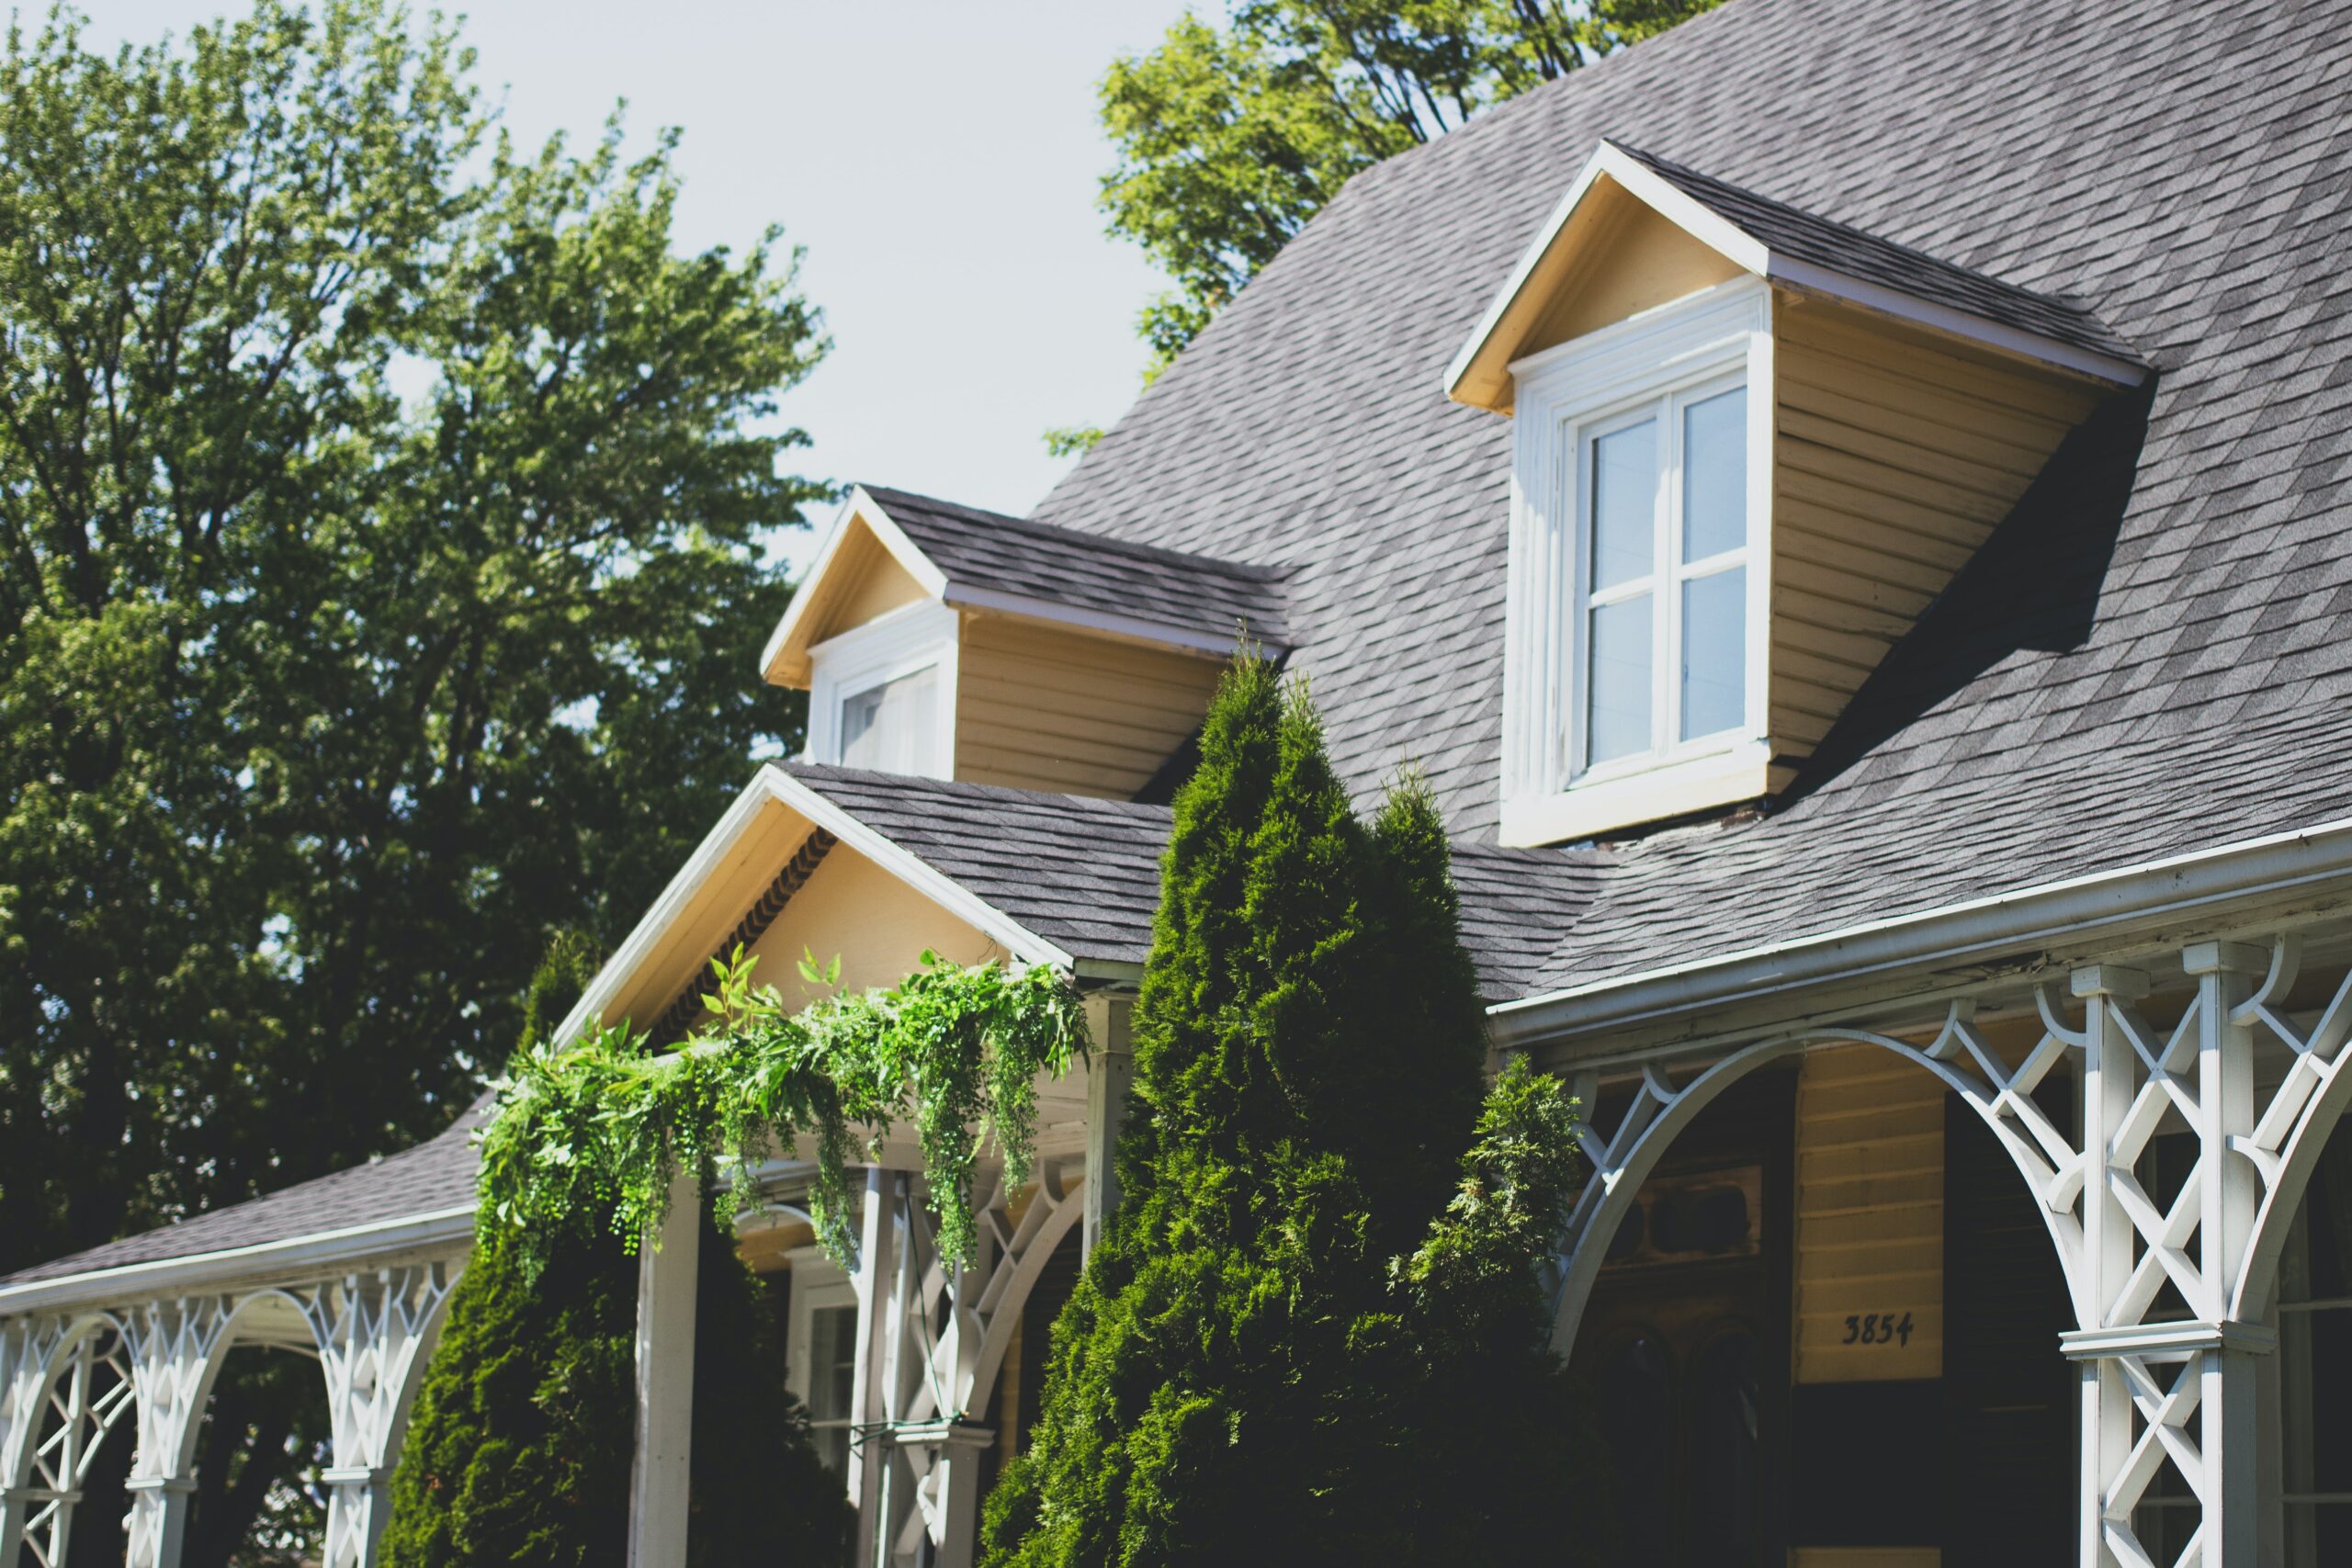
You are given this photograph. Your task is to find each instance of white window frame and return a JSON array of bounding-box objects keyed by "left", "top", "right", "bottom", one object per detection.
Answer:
[
  {"left": 1500, "top": 277, "right": 1773, "bottom": 847},
  {"left": 784, "top": 1244, "right": 861, "bottom": 1475},
  {"left": 805, "top": 598, "right": 958, "bottom": 779}
]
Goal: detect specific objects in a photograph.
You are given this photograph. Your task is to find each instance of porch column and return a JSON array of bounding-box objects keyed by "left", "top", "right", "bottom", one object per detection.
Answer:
[
  {"left": 2075, "top": 964, "right": 2145, "bottom": 1568},
  {"left": 128, "top": 1298, "right": 234, "bottom": 1568},
  {"left": 1082, "top": 998, "right": 1134, "bottom": 1259},
  {"left": 2186, "top": 941, "right": 2267, "bottom": 1564},
  {"left": 627, "top": 1172, "right": 701, "bottom": 1568},
  {"left": 848, "top": 1168, "right": 899, "bottom": 1568}
]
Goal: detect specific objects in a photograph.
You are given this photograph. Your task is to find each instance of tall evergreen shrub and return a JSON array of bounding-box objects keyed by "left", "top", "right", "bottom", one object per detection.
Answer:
[{"left": 982, "top": 656, "right": 1600, "bottom": 1566}]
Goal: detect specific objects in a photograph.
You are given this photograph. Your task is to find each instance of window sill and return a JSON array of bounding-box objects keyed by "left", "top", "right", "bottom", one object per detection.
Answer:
[{"left": 1500, "top": 738, "right": 1775, "bottom": 847}]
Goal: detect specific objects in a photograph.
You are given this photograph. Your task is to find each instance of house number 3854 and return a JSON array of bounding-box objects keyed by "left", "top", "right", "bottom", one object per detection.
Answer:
[{"left": 1840, "top": 1311, "right": 1916, "bottom": 1347}]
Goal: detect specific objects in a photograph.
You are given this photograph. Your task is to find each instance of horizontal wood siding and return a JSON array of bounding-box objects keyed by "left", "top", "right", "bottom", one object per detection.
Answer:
[
  {"left": 954, "top": 613, "right": 1224, "bottom": 797},
  {"left": 1792, "top": 1044, "right": 1945, "bottom": 1384},
  {"left": 1769, "top": 296, "right": 2104, "bottom": 763}
]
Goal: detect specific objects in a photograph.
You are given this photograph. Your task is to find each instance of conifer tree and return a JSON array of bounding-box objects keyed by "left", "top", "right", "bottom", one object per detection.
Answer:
[{"left": 982, "top": 655, "right": 1598, "bottom": 1567}]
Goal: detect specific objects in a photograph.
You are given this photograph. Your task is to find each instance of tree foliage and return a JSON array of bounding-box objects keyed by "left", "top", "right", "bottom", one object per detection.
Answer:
[
  {"left": 0, "top": 0, "right": 825, "bottom": 1275},
  {"left": 1098, "top": 0, "right": 1721, "bottom": 362},
  {"left": 981, "top": 655, "right": 1600, "bottom": 1567},
  {"left": 380, "top": 1212, "right": 854, "bottom": 1568},
  {"left": 478, "top": 950, "right": 1090, "bottom": 1274}
]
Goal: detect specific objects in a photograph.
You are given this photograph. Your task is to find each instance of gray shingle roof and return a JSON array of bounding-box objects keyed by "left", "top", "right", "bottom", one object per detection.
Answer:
[
  {"left": 786, "top": 761, "right": 1171, "bottom": 963},
  {"left": 784, "top": 762, "right": 1605, "bottom": 1002},
  {"left": 865, "top": 485, "right": 1291, "bottom": 648},
  {"left": 1029, "top": 0, "right": 2352, "bottom": 993},
  {"left": 1, "top": 1102, "right": 485, "bottom": 1287},
  {"left": 1610, "top": 141, "right": 2142, "bottom": 366}
]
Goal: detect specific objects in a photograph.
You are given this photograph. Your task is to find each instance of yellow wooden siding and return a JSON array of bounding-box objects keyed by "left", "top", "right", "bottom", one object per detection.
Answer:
[
  {"left": 1768, "top": 294, "right": 2105, "bottom": 764},
  {"left": 766, "top": 517, "right": 935, "bottom": 687},
  {"left": 1523, "top": 186, "right": 1744, "bottom": 360},
  {"left": 1792, "top": 1044, "right": 1944, "bottom": 1384},
  {"left": 954, "top": 614, "right": 1225, "bottom": 797}
]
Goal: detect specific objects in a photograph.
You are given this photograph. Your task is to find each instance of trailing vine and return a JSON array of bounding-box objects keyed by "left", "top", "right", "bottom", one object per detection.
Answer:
[{"left": 476, "top": 949, "right": 1091, "bottom": 1269}]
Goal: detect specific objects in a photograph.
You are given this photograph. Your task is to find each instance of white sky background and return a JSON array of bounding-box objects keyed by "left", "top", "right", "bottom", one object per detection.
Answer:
[{"left": 88, "top": 0, "right": 1199, "bottom": 565}]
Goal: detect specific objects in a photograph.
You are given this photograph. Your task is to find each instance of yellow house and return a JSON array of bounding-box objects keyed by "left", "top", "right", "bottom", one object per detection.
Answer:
[{"left": 9, "top": 2, "right": 2352, "bottom": 1565}]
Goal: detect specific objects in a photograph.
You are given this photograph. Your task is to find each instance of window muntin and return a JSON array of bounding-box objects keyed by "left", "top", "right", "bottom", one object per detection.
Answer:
[{"left": 1570, "top": 378, "right": 1751, "bottom": 779}]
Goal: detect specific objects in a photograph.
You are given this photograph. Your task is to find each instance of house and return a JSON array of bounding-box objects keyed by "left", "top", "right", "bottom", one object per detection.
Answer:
[{"left": 6, "top": 0, "right": 2351, "bottom": 1562}]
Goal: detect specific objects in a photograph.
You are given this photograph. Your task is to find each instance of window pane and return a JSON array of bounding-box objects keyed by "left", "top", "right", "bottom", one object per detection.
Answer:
[
  {"left": 839, "top": 665, "right": 938, "bottom": 773},
  {"left": 1587, "top": 595, "right": 1652, "bottom": 765},
  {"left": 1590, "top": 418, "right": 1657, "bottom": 591},
  {"left": 1680, "top": 568, "right": 1746, "bottom": 740},
  {"left": 1682, "top": 387, "right": 1747, "bottom": 562}
]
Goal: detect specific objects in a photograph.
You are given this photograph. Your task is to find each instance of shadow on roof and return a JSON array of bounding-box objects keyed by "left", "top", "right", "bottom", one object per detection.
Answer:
[{"left": 1777, "top": 377, "right": 2157, "bottom": 807}]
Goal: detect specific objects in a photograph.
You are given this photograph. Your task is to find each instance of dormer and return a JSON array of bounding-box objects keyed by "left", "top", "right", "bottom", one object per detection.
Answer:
[
  {"left": 1449, "top": 142, "right": 2146, "bottom": 847},
  {"left": 761, "top": 485, "right": 1287, "bottom": 797}
]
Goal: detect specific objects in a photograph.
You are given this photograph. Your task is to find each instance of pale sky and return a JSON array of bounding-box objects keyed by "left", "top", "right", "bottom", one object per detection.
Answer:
[{"left": 90, "top": 0, "right": 1200, "bottom": 555}]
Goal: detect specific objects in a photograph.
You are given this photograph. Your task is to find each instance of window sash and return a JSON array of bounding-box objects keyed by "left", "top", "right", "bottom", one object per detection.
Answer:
[{"left": 1566, "top": 370, "right": 1751, "bottom": 782}]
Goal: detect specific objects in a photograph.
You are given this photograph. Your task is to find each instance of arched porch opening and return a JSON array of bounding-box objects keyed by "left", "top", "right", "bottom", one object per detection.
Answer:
[{"left": 178, "top": 1294, "right": 330, "bottom": 1568}]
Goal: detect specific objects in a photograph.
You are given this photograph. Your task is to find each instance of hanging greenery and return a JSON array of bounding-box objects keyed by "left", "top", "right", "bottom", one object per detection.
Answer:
[{"left": 476, "top": 949, "right": 1091, "bottom": 1269}]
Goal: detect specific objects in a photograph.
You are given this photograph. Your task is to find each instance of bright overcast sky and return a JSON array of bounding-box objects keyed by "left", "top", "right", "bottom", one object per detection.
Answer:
[{"left": 93, "top": 0, "right": 1197, "bottom": 552}]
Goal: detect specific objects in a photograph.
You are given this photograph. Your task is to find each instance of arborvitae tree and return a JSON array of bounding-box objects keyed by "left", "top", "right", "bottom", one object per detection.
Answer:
[
  {"left": 982, "top": 655, "right": 1599, "bottom": 1567},
  {"left": 384, "top": 935, "right": 854, "bottom": 1566}
]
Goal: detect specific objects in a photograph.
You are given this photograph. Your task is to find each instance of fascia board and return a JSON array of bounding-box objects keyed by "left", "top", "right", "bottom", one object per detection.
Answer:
[
  {"left": 553, "top": 769, "right": 786, "bottom": 1045},
  {"left": 0, "top": 1205, "right": 476, "bottom": 1316},
  {"left": 557, "top": 763, "right": 1080, "bottom": 1053},
  {"left": 1487, "top": 815, "right": 2352, "bottom": 1050},
  {"left": 942, "top": 583, "right": 1246, "bottom": 658},
  {"left": 759, "top": 487, "right": 951, "bottom": 684},
  {"left": 1763, "top": 254, "right": 2147, "bottom": 386},
  {"left": 1443, "top": 142, "right": 1764, "bottom": 403},
  {"left": 1448, "top": 140, "right": 2143, "bottom": 402}
]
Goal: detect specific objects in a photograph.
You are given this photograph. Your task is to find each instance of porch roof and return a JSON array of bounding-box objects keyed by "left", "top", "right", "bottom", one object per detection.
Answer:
[{"left": 0, "top": 768, "right": 1607, "bottom": 1300}]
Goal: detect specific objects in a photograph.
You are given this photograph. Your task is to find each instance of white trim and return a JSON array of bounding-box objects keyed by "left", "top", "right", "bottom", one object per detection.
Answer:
[
  {"left": 0, "top": 1206, "right": 475, "bottom": 1316},
  {"left": 759, "top": 487, "right": 949, "bottom": 684},
  {"left": 1501, "top": 281, "right": 1770, "bottom": 844},
  {"left": 555, "top": 765, "right": 1077, "bottom": 1055},
  {"left": 761, "top": 767, "right": 1075, "bottom": 972},
  {"left": 1445, "top": 141, "right": 2144, "bottom": 404},
  {"left": 942, "top": 583, "right": 1242, "bottom": 658},
  {"left": 1499, "top": 739, "right": 1772, "bottom": 848},
  {"left": 805, "top": 599, "right": 959, "bottom": 778},
  {"left": 1487, "top": 814, "right": 2352, "bottom": 1049}
]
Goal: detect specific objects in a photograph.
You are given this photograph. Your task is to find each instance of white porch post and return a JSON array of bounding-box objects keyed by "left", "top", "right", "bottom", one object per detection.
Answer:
[
  {"left": 122, "top": 1297, "right": 232, "bottom": 1568},
  {"left": 311, "top": 1265, "right": 460, "bottom": 1568},
  {"left": 2186, "top": 941, "right": 2266, "bottom": 1565},
  {"left": 2075, "top": 964, "right": 2145, "bottom": 1568},
  {"left": 1082, "top": 998, "right": 1134, "bottom": 1260},
  {"left": 627, "top": 1171, "right": 701, "bottom": 1568},
  {"left": 848, "top": 1168, "right": 898, "bottom": 1568}
]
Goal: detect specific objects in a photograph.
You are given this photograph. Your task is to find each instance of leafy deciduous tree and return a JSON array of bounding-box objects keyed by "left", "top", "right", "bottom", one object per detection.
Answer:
[
  {"left": 0, "top": 0, "right": 821, "bottom": 1281},
  {"left": 1096, "top": 0, "right": 1720, "bottom": 365}
]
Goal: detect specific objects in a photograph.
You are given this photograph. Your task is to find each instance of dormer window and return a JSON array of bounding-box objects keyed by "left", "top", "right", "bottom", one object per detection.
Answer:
[
  {"left": 1450, "top": 141, "right": 2144, "bottom": 846},
  {"left": 1504, "top": 279, "right": 1772, "bottom": 842},
  {"left": 806, "top": 600, "right": 957, "bottom": 779}
]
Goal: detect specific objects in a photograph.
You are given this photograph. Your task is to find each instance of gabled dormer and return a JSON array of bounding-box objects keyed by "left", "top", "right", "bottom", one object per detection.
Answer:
[
  {"left": 761, "top": 485, "right": 1287, "bottom": 797},
  {"left": 1449, "top": 142, "right": 2147, "bottom": 847}
]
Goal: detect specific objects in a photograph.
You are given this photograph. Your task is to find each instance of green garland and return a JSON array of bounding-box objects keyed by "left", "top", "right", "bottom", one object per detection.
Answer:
[{"left": 476, "top": 949, "right": 1091, "bottom": 1268}]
